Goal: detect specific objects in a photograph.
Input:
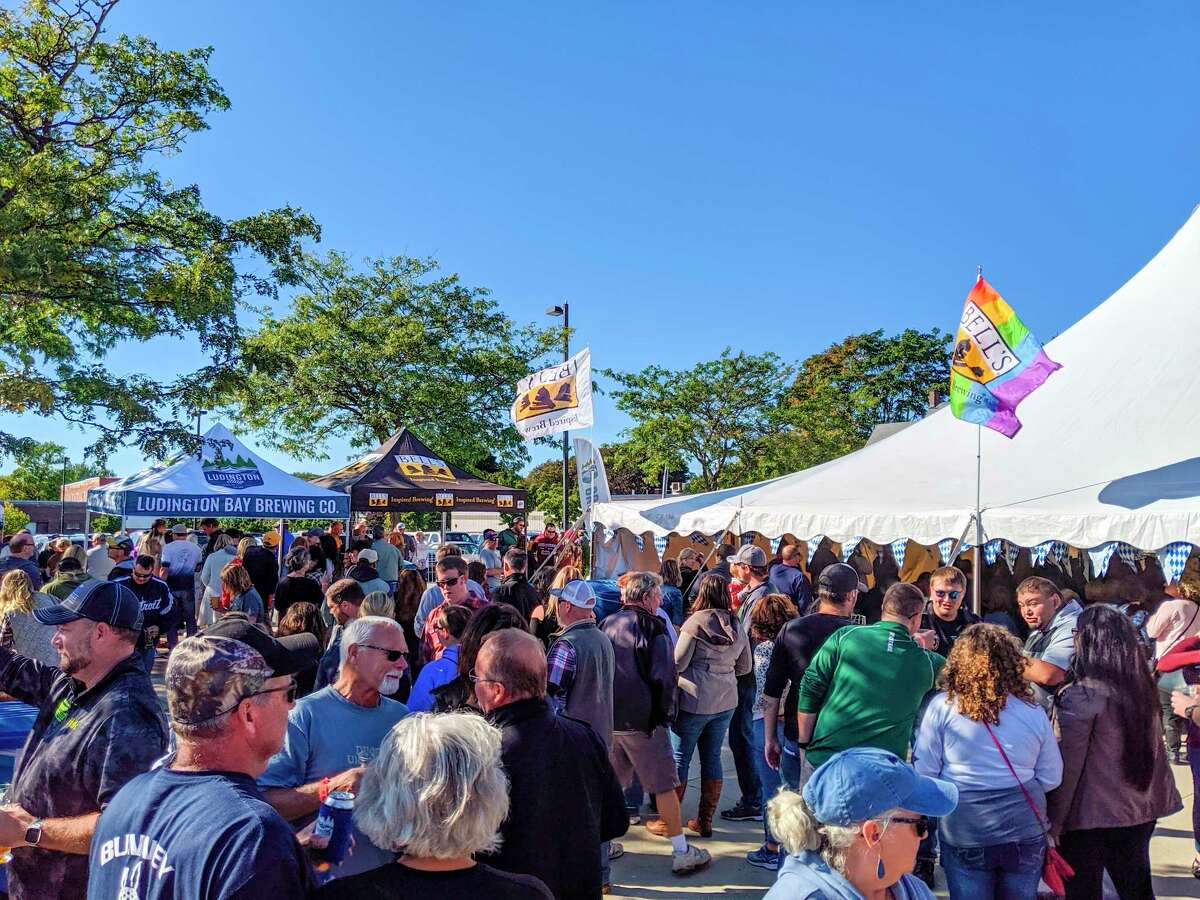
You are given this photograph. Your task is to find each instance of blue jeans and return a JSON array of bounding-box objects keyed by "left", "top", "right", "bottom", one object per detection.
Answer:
[
  {"left": 779, "top": 737, "right": 812, "bottom": 792},
  {"left": 941, "top": 837, "right": 1046, "bottom": 900},
  {"left": 672, "top": 708, "right": 734, "bottom": 784},
  {"left": 729, "top": 673, "right": 761, "bottom": 805},
  {"left": 752, "top": 718, "right": 783, "bottom": 845}
]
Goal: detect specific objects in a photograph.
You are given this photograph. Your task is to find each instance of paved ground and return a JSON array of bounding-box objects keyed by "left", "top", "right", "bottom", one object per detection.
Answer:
[{"left": 606, "top": 749, "right": 1197, "bottom": 899}]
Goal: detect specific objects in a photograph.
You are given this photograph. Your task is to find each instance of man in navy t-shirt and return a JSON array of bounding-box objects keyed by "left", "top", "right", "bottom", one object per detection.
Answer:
[{"left": 87, "top": 615, "right": 321, "bottom": 900}]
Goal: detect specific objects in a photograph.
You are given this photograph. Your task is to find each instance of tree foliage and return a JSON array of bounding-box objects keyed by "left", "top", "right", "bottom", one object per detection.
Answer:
[
  {"left": 600, "top": 349, "right": 792, "bottom": 493},
  {"left": 0, "top": 439, "right": 109, "bottom": 499},
  {"left": 0, "top": 0, "right": 319, "bottom": 461},
  {"left": 601, "top": 330, "right": 949, "bottom": 492},
  {"left": 226, "top": 250, "right": 559, "bottom": 474},
  {"left": 523, "top": 442, "right": 686, "bottom": 522},
  {"left": 2, "top": 501, "right": 30, "bottom": 532}
]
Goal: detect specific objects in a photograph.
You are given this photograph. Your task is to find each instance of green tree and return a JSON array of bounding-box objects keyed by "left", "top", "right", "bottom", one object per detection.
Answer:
[
  {"left": 600, "top": 349, "right": 793, "bottom": 493},
  {"left": 0, "top": 0, "right": 319, "bottom": 461},
  {"left": 226, "top": 251, "right": 559, "bottom": 474},
  {"left": 2, "top": 501, "right": 29, "bottom": 532},
  {"left": 523, "top": 442, "right": 677, "bottom": 522},
  {"left": 0, "top": 440, "right": 110, "bottom": 499}
]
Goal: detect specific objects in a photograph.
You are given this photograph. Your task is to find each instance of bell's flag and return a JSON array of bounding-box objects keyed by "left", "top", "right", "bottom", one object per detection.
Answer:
[
  {"left": 511, "top": 348, "right": 594, "bottom": 439},
  {"left": 949, "top": 276, "right": 1061, "bottom": 438}
]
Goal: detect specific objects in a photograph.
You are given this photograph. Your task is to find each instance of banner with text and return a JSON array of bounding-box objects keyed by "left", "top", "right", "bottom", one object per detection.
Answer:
[
  {"left": 574, "top": 436, "right": 610, "bottom": 529},
  {"left": 511, "top": 347, "right": 594, "bottom": 439}
]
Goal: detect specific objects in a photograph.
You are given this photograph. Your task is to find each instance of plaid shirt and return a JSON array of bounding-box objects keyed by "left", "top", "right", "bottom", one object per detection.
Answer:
[{"left": 545, "top": 639, "right": 577, "bottom": 714}]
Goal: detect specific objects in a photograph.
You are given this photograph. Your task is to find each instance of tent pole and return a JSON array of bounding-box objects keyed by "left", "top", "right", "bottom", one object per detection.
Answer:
[{"left": 441, "top": 511, "right": 446, "bottom": 543}]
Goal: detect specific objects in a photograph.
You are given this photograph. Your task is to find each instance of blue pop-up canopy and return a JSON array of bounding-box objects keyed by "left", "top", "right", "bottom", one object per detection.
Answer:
[{"left": 88, "top": 423, "right": 350, "bottom": 520}]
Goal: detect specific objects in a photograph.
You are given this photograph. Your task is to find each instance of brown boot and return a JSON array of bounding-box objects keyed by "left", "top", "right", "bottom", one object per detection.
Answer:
[
  {"left": 644, "top": 784, "right": 687, "bottom": 836},
  {"left": 686, "top": 779, "right": 722, "bottom": 838}
]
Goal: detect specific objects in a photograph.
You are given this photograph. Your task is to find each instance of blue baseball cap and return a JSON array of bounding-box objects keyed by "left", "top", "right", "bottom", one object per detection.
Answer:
[
  {"left": 34, "top": 580, "right": 144, "bottom": 631},
  {"left": 803, "top": 748, "right": 957, "bottom": 825}
]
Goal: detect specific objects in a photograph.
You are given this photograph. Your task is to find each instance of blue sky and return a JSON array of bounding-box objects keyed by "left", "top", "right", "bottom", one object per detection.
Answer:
[{"left": 10, "top": 1, "right": 1200, "bottom": 478}]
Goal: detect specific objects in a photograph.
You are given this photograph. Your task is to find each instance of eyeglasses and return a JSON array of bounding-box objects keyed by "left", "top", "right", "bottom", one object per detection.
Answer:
[
  {"left": 359, "top": 643, "right": 406, "bottom": 663},
  {"left": 469, "top": 671, "right": 503, "bottom": 686},
  {"left": 436, "top": 575, "right": 462, "bottom": 588},
  {"left": 888, "top": 815, "right": 931, "bottom": 839},
  {"left": 193, "top": 679, "right": 297, "bottom": 722},
  {"left": 132, "top": 570, "right": 152, "bottom": 580},
  {"left": 932, "top": 589, "right": 961, "bottom": 600}
]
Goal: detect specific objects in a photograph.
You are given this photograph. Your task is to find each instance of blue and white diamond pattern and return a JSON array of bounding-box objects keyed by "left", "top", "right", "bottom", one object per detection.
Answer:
[
  {"left": 1115, "top": 542, "right": 1139, "bottom": 570},
  {"left": 1157, "top": 542, "right": 1193, "bottom": 583},
  {"left": 654, "top": 535, "right": 669, "bottom": 557},
  {"left": 1048, "top": 541, "right": 1068, "bottom": 565},
  {"left": 807, "top": 537, "right": 824, "bottom": 566},
  {"left": 1032, "top": 541, "right": 1053, "bottom": 566},
  {"left": 632, "top": 534, "right": 644, "bottom": 551},
  {"left": 983, "top": 539, "right": 1003, "bottom": 566},
  {"left": 841, "top": 538, "right": 862, "bottom": 562},
  {"left": 890, "top": 539, "right": 908, "bottom": 570},
  {"left": 1088, "top": 543, "right": 1117, "bottom": 578},
  {"left": 938, "top": 538, "right": 957, "bottom": 565},
  {"left": 1004, "top": 541, "right": 1020, "bottom": 572}
]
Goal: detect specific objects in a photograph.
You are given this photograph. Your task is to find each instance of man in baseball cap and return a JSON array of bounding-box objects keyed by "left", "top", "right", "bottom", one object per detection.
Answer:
[
  {"left": 88, "top": 625, "right": 320, "bottom": 898},
  {"left": 817, "top": 562, "right": 868, "bottom": 597},
  {"left": 105, "top": 535, "right": 136, "bottom": 581},
  {"left": 0, "top": 579, "right": 167, "bottom": 900}
]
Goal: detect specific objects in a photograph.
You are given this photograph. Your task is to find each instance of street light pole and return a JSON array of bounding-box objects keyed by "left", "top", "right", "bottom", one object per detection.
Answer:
[
  {"left": 545, "top": 303, "right": 570, "bottom": 533},
  {"left": 193, "top": 409, "right": 207, "bottom": 530},
  {"left": 59, "top": 456, "right": 67, "bottom": 534}
]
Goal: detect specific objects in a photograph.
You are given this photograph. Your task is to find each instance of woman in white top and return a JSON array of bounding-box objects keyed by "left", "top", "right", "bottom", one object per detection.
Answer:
[
  {"left": 913, "top": 623, "right": 1063, "bottom": 899},
  {"left": 197, "top": 533, "right": 237, "bottom": 627},
  {"left": 1147, "top": 574, "right": 1200, "bottom": 763}
]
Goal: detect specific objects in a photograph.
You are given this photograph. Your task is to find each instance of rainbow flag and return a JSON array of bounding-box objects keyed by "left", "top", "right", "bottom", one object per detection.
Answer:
[{"left": 949, "top": 276, "right": 1061, "bottom": 438}]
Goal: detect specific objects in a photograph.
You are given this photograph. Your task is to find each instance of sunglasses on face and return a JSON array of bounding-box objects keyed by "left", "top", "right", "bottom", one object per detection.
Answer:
[
  {"left": 933, "top": 589, "right": 961, "bottom": 600},
  {"left": 132, "top": 570, "right": 152, "bottom": 580},
  {"left": 359, "top": 643, "right": 406, "bottom": 662},
  {"left": 436, "top": 575, "right": 461, "bottom": 588},
  {"left": 889, "top": 815, "right": 931, "bottom": 839}
]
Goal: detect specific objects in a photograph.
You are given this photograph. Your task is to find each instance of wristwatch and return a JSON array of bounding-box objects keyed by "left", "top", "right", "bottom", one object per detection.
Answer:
[{"left": 24, "top": 818, "right": 43, "bottom": 847}]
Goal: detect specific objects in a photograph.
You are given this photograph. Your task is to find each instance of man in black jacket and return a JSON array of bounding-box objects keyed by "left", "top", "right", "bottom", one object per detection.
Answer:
[
  {"left": 493, "top": 549, "right": 541, "bottom": 622},
  {"left": 475, "top": 629, "right": 627, "bottom": 900},
  {"left": 599, "top": 572, "right": 711, "bottom": 876}
]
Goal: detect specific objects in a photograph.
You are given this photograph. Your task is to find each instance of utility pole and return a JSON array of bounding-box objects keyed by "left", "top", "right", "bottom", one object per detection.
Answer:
[{"left": 545, "top": 303, "right": 570, "bottom": 531}]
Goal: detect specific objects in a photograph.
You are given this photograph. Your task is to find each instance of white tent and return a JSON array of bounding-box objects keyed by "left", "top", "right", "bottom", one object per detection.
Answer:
[
  {"left": 594, "top": 205, "right": 1200, "bottom": 552},
  {"left": 88, "top": 423, "right": 351, "bottom": 522}
]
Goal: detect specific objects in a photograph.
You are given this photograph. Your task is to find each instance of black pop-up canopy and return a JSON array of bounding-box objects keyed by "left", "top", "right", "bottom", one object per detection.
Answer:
[{"left": 312, "top": 428, "right": 527, "bottom": 514}]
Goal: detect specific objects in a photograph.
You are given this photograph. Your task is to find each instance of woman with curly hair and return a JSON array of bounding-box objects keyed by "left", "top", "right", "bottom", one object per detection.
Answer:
[{"left": 912, "top": 623, "right": 1063, "bottom": 898}]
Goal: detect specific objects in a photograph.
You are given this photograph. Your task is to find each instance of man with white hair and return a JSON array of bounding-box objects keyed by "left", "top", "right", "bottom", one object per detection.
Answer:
[
  {"left": 260, "top": 615, "right": 411, "bottom": 880},
  {"left": 315, "top": 712, "right": 553, "bottom": 898}
]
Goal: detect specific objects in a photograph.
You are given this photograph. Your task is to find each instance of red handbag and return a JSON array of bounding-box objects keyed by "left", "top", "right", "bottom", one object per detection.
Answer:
[{"left": 984, "top": 723, "right": 1075, "bottom": 897}]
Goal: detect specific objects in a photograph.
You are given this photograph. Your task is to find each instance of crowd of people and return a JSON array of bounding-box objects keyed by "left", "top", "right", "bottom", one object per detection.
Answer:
[{"left": 0, "top": 519, "right": 1193, "bottom": 899}]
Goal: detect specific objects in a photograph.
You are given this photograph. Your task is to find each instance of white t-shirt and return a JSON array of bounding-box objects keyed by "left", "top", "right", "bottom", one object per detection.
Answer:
[
  {"left": 85, "top": 544, "right": 114, "bottom": 578},
  {"left": 160, "top": 539, "right": 202, "bottom": 579}
]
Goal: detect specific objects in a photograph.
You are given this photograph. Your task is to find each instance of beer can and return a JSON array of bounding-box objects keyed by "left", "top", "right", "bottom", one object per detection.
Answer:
[{"left": 314, "top": 790, "right": 355, "bottom": 866}]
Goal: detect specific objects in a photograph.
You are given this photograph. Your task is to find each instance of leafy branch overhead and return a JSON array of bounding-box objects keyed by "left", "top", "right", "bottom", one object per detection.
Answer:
[
  {"left": 0, "top": 0, "right": 318, "bottom": 462},
  {"left": 224, "top": 250, "right": 561, "bottom": 476}
]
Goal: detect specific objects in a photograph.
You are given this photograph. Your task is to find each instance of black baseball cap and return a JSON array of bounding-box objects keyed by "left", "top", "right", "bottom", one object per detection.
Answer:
[
  {"left": 818, "top": 562, "right": 868, "bottom": 595},
  {"left": 34, "top": 580, "right": 144, "bottom": 630},
  {"left": 204, "top": 613, "right": 320, "bottom": 677}
]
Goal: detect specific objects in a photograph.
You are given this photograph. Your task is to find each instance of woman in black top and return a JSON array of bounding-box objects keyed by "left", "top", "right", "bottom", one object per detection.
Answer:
[{"left": 274, "top": 545, "right": 323, "bottom": 622}]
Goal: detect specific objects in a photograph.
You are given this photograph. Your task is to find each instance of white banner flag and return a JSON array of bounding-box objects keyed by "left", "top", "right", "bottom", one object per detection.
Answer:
[
  {"left": 574, "top": 436, "right": 610, "bottom": 529},
  {"left": 511, "top": 347, "right": 594, "bottom": 439}
]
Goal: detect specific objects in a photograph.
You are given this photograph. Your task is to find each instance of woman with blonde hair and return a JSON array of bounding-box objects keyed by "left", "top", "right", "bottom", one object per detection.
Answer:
[
  {"left": 0, "top": 570, "right": 59, "bottom": 665},
  {"left": 913, "top": 623, "right": 1062, "bottom": 898},
  {"left": 361, "top": 590, "right": 395, "bottom": 619},
  {"left": 529, "top": 565, "right": 581, "bottom": 646},
  {"left": 316, "top": 712, "right": 552, "bottom": 898}
]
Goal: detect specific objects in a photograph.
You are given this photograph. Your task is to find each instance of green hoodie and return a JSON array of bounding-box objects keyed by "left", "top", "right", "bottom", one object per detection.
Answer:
[{"left": 798, "top": 620, "right": 945, "bottom": 768}]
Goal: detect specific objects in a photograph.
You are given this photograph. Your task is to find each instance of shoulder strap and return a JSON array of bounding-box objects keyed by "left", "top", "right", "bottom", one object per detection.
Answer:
[{"left": 983, "top": 722, "right": 1049, "bottom": 834}]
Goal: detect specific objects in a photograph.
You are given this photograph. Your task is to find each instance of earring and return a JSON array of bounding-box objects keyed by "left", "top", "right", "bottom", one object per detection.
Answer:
[{"left": 876, "top": 855, "right": 886, "bottom": 880}]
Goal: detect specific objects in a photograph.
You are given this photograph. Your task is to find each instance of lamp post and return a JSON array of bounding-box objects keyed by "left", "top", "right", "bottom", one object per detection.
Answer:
[
  {"left": 545, "top": 303, "right": 569, "bottom": 533},
  {"left": 58, "top": 456, "right": 68, "bottom": 534},
  {"left": 193, "top": 409, "right": 208, "bottom": 529}
]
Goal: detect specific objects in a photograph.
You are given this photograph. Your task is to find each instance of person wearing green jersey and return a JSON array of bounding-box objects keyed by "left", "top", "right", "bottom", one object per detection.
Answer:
[{"left": 796, "top": 581, "right": 944, "bottom": 769}]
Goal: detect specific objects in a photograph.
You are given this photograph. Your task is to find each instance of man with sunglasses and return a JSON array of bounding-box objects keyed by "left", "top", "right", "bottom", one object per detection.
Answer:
[
  {"left": 112, "top": 554, "right": 174, "bottom": 672},
  {"left": 0, "top": 580, "right": 166, "bottom": 900},
  {"left": 260, "top": 615, "right": 410, "bottom": 880},
  {"left": 87, "top": 617, "right": 321, "bottom": 900},
  {"left": 919, "top": 566, "right": 980, "bottom": 658}
]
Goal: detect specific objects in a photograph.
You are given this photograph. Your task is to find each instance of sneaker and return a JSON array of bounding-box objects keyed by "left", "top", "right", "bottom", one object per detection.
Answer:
[
  {"left": 608, "top": 842, "right": 625, "bottom": 861},
  {"left": 746, "top": 845, "right": 781, "bottom": 871},
  {"left": 720, "top": 800, "right": 763, "bottom": 822},
  {"left": 913, "top": 858, "right": 936, "bottom": 889},
  {"left": 672, "top": 843, "right": 712, "bottom": 876}
]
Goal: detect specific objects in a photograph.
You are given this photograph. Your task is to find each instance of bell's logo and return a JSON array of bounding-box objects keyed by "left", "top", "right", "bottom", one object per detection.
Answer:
[
  {"left": 395, "top": 454, "right": 456, "bottom": 482},
  {"left": 952, "top": 300, "right": 1018, "bottom": 385},
  {"left": 368, "top": 492, "right": 389, "bottom": 508},
  {"left": 513, "top": 377, "right": 578, "bottom": 422},
  {"left": 497, "top": 494, "right": 514, "bottom": 508},
  {"left": 435, "top": 492, "right": 455, "bottom": 507}
]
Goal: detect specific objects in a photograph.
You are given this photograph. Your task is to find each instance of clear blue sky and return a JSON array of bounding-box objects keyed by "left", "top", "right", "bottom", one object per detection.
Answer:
[{"left": 10, "top": 1, "right": 1200, "bottom": 478}]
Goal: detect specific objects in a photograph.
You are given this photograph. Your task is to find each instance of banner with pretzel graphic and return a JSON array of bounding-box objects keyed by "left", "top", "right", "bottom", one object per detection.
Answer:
[{"left": 511, "top": 347, "right": 594, "bottom": 439}]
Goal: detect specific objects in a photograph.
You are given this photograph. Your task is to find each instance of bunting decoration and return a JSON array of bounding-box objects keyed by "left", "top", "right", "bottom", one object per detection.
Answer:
[
  {"left": 1157, "top": 542, "right": 1193, "bottom": 584},
  {"left": 1115, "top": 542, "right": 1139, "bottom": 570},
  {"left": 983, "top": 539, "right": 1003, "bottom": 566},
  {"left": 1088, "top": 543, "right": 1117, "bottom": 578},
  {"left": 1032, "top": 541, "right": 1053, "bottom": 567},
  {"left": 807, "top": 537, "right": 824, "bottom": 566},
  {"left": 1004, "top": 541, "right": 1020, "bottom": 572},
  {"left": 890, "top": 539, "right": 909, "bottom": 571},
  {"left": 841, "top": 538, "right": 862, "bottom": 562},
  {"left": 938, "top": 538, "right": 957, "bottom": 565}
]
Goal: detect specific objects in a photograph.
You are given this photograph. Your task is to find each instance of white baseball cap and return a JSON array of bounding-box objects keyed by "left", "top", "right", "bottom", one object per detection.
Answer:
[{"left": 550, "top": 579, "right": 596, "bottom": 609}]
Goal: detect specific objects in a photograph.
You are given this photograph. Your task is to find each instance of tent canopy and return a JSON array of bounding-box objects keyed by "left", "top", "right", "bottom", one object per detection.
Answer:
[
  {"left": 88, "top": 423, "right": 351, "bottom": 519},
  {"left": 312, "top": 428, "right": 527, "bottom": 514},
  {"left": 595, "top": 205, "right": 1200, "bottom": 551}
]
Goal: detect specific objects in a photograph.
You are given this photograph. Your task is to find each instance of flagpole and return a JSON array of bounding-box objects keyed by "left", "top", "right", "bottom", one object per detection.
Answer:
[{"left": 973, "top": 265, "right": 984, "bottom": 615}]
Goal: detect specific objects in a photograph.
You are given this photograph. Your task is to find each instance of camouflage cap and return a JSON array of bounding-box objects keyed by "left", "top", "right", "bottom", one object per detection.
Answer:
[{"left": 166, "top": 635, "right": 273, "bottom": 726}]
